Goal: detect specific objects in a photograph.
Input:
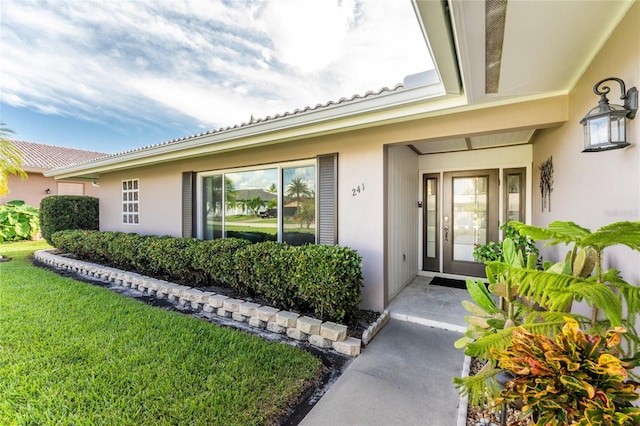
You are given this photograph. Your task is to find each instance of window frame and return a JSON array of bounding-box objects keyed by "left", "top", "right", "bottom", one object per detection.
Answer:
[
  {"left": 196, "top": 159, "right": 317, "bottom": 243},
  {"left": 122, "top": 179, "right": 140, "bottom": 225}
]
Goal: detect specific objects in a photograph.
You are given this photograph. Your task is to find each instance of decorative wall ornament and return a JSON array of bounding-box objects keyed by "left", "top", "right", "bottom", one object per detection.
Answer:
[{"left": 539, "top": 156, "right": 553, "bottom": 212}]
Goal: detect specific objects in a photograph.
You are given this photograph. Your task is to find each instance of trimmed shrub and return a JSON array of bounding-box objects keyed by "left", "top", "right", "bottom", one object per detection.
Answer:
[
  {"left": 234, "top": 241, "right": 303, "bottom": 309},
  {"left": 48, "top": 230, "right": 363, "bottom": 323},
  {"left": 192, "top": 238, "right": 251, "bottom": 287},
  {"left": 295, "top": 244, "right": 363, "bottom": 323},
  {"left": 146, "top": 236, "right": 201, "bottom": 285},
  {"left": 40, "top": 196, "right": 99, "bottom": 244}
]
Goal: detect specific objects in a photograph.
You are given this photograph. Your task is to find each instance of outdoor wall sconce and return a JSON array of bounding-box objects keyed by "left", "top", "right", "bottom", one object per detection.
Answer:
[
  {"left": 45, "top": 188, "right": 51, "bottom": 194},
  {"left": 580, "top": 77, "right": 638, "bottom": 152}
]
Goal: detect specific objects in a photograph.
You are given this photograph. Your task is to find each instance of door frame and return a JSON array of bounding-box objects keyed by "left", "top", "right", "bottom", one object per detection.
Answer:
[
  {"left": 422, "top": 169, "right": 500, "bottom": 277},
  {"left": 422, "top": 174, "right": 440, "bottom": 272}
]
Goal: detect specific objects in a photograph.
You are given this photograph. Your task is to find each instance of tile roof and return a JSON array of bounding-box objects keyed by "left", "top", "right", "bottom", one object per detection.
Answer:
[
  {"left": 10, "top": 140, "right": 108, "bottom": 171},
  {"left": 52, "top": 83, "right": 405, "bottom": 171}
]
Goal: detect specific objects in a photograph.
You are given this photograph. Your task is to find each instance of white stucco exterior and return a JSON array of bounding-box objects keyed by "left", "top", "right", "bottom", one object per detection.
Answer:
[{"left": 48, "top": 1, "right": 639, "bottom": 313}]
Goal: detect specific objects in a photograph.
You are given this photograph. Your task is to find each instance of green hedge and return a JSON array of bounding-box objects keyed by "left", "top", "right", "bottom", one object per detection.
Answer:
[
  {"left": 50, "top": 231, "right": 363, "bottom": 323},
  {"left": 40, "top": 196, "right": 99, "bottom": 244}
]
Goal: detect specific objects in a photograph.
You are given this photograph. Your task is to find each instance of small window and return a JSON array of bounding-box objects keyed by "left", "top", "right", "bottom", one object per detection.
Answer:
[
  {"left": 504, "top": 168, "right": 526, "bottom": 224},
  {"left": 122, "top": 179, "right": 139, "bottom": 225}
]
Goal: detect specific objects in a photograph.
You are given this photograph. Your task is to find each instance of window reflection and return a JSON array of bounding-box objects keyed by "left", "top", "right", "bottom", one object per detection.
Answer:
[
  {"left": 283, "top": 166, "right": 316, "bottom": 245},
  {"left": 225, "top": 169, "right": 278, "bottom": 243},
  {"left": 201, "top": 163, "right": 316, "bottom": 245}
]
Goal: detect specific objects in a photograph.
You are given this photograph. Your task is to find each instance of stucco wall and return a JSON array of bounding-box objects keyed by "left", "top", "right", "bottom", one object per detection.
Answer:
[
  {"left": 531, "top": 2, "right": 640, "bottom": 288},
  {"left": 1, "top": 172, "right": 99, "bottom": 208},
  {"left": 99, "top": 133, "right": 387, "bottom": 311}
]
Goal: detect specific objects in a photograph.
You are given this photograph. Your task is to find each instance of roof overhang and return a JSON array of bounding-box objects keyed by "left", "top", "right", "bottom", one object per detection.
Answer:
[
  {"left": 47, "top": 0, "right": 636, "bottom": 179},
  {"left": 48, "top": 82, "right": 466, "bottom": 180}
]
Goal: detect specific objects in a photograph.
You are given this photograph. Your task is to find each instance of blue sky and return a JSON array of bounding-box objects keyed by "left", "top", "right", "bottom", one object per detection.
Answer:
[{"left": 1, "top": 0, "right": 433, "bottom": 154}]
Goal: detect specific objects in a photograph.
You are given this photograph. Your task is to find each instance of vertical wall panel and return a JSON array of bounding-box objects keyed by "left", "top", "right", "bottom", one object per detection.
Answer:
[
  {"left": 317, "top": 153, "right": 338, "bottom": 245},
  {"left": 182, "top": 172, "right": 195, "bottom": 238},
  {"left": 387, "top": 146, "right": 419, "bottom": 300}
]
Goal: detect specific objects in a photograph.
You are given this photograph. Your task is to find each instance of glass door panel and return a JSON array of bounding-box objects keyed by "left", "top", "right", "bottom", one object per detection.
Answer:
[
  {"left": 423, "top": 174, "right": 439, "bottom": 271},
  {"left": 452, "top": 176, "right": 488, "bottom": 262},
  {"left": 202, "top": 175, "right": 223, "bottom": 240},
  {"left": 443, "top": 170, "right": 498, "bottom": 276},
  {"left": 504, "top": 168, "right": 525, "bottom": 223}
]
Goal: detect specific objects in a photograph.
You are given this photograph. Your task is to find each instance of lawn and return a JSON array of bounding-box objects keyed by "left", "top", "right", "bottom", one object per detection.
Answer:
[{"left": 0, "top": 241, "right": 323, "bottom": 425}]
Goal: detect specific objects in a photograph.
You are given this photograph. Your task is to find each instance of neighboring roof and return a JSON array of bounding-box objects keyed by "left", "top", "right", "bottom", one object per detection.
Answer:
[
  {"left": 235, "top": 189, "right": 277, "bottom": 201},
  {"left": 10, "top": 140, "right": 107, "bottom": 171}
]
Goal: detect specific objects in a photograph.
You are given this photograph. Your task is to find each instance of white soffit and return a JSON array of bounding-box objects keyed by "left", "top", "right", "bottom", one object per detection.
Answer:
[
  {"left": 450, "top": 0, "right": 634, "bottom": 104},
  {"left": 411, "top": 129, "right": 535, "bottom": 154},
  {"left": 412, "top": 138, "right": 468, "bottom": 154},
  {"left": 470, "top": 129, "right": 534, "bottom": 149},
  {"left": 499, "top": 0, "right": 633, "bottom": 95}
]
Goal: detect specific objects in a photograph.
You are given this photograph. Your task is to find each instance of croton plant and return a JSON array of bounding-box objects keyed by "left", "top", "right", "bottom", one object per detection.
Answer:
[{"left": 492, "top": 318, "right": 640, "bottom": 426}]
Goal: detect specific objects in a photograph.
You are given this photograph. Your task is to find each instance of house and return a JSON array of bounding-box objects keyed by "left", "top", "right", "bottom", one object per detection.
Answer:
[
  {"left": 48, "top": 1, "right": 639, "bottom": 313},
  {"left": 1, "top": 140, "right": 106, "bottom": 208}
]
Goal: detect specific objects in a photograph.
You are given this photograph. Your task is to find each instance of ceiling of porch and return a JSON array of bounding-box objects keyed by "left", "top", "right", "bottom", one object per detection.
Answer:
[
  {"left": 411, "top": 0, "right": 634, "bottom": 155},
  {"left": 409, "top": 129, "right": 535, "bottom": 155}
]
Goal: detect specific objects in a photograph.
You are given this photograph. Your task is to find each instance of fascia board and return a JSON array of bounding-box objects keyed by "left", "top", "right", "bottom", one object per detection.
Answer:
[
  {"left": 47, "top": 83, "right": 451, "bottom": 178},
  {"left": 412, "top": 0, "right": 461, "bottom": 95}
]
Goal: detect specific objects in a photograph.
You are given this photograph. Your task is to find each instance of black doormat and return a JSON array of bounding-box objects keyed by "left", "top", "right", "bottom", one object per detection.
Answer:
[{"left": 429, "top": 276, "right": 468, "bottom": 289}]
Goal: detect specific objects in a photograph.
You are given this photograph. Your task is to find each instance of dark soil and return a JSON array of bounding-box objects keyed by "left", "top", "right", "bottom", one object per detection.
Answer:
[
  {"left": 32, "top": 255, "right": 380, "bottom": 426},
  {"left": 466, "top": 358, "right": 532, "bottom": 426}
]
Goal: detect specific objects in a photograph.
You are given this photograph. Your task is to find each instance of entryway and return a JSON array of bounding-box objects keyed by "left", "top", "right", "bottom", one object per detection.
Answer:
[
  {"left": 423, "top": 169, "right": 499, "bottom": 277},
  {"left": 386, "top": 275, "right": 471, "bottom": 332}
]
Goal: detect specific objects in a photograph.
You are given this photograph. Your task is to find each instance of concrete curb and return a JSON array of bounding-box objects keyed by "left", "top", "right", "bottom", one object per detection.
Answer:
[{"left": 34, "top": 249, "right": 362, "bottom": 357}]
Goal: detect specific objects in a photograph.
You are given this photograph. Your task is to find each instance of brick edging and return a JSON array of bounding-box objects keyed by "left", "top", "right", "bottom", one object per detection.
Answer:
[{"left": 34, "top": 250, "right": 361, "bottom": 356}]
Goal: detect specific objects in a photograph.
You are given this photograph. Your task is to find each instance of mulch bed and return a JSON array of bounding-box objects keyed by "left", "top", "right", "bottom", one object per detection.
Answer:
[{"left": 466, "top": 357, "right": 532, "bottom": 426}]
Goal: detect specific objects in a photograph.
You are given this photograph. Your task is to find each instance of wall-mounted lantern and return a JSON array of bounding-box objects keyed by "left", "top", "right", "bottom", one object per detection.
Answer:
[
  {"left": 45, "top": 188, "right": 51, "bottom": 194},
  {"left": 580, "top": 77, "right": 638, "bottom": 152}
]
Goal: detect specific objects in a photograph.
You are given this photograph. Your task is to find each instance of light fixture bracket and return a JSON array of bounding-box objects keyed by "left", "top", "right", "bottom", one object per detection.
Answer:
[{"left": 593, "top": 77, "right": 638, "bottom": 119}]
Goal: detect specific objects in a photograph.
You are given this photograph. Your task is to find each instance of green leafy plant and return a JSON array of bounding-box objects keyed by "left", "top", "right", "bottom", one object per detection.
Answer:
[
  {"left": 492, "top": 318, "right": 640, "bottom": 425},
  {"left": 510, "top": 221, "right": 640, "bottom": 351},
  {"left": 234, "top": 241, "right": 302, "bottom": 309},
  {"left": 455, "top": 220, "right": 640, "bottom": 408},
  {"left": 295, "top": 244, "right": 363, "bottom": 323},
  {"left": 192, "top": 237, "right": 251, "bottom": 286},
  {"left": 0, "top": 200, "right": 39, "bottom": 242},
  {"left": 473, "top": 223, "right": 540, "bottom": 264},
  {"left": 40, "top": 196, "right": 99, "bottom": 244},
  {"left": 454, "top": 236, "right": 555, "bottom": 406}
]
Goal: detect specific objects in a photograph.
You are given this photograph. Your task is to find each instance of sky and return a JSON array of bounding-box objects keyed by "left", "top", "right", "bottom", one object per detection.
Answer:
[{"left": 1, "top": 0, "right": 433, "bottom": 155}]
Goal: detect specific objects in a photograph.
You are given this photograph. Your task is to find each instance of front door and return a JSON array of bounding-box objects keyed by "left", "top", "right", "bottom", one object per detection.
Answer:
[
  {"left": 423, "top": 169, "right": 499, "bottom": 277},
  {"left": 443, "top": 170, "right": 498, "bottom": 276}
]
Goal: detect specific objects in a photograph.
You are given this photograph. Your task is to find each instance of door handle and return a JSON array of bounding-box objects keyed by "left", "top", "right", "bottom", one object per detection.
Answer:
[{"left": 444, "top": 225, "right": 449, "bottom": 241}]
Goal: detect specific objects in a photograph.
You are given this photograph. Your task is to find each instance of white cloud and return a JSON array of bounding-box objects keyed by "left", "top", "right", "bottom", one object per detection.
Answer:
[
  {"left": 0, "top": 0, "right": 433, "bottom": 142},
  {"left": 257, "top": 0, "right": 355, "bottom": 73}
]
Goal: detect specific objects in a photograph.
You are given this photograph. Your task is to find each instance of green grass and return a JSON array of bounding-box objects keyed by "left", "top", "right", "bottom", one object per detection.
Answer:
[{"left": 0, "top": 241, "right": 323, "bottom": 426}]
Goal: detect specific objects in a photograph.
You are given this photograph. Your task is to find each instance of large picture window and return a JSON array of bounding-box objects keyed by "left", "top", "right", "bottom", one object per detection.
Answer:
[{"left": 198, "top": 161, "right": 316, "bottom": 245}]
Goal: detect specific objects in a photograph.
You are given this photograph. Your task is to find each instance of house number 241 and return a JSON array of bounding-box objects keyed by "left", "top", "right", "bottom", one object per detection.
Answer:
[{"left": 352, "top": 183, "right": 365, "bottom": 197}]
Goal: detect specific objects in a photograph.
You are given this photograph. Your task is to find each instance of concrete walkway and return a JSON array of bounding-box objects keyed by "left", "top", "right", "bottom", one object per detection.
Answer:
[{"left": 300, "top": 319, "right": 466, "bottom": 426}]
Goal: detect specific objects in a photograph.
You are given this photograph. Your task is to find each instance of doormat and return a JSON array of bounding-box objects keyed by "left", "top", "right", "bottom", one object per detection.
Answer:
[{"left": 429, "top": 276, "right": 467, "bottom": 289}]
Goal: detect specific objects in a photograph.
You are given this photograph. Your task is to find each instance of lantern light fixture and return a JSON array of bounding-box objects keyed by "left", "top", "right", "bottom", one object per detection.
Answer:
[{"left": 580, "top": 77, "right": 637, "bottom": 152}]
